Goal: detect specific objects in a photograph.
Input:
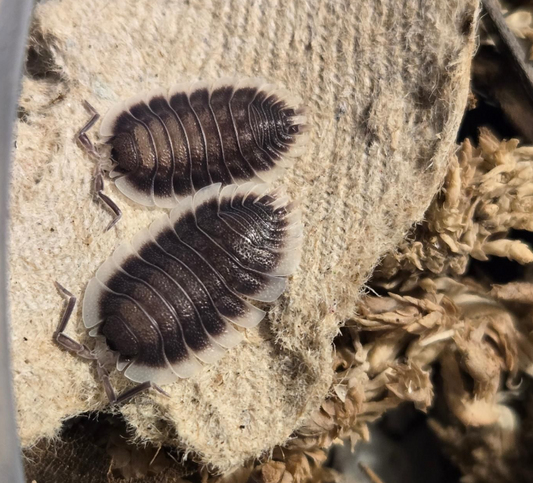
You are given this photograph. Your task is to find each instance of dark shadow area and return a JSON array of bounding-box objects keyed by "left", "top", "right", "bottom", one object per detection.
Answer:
[
  {"left": 24, "top": 26, "right": 62, "bottom": 83},
  {"left": 458, "top": 98, "right": 518, "bottom": 144},
  {"left": 325, "top": 404, "right": 461, "bottom": 483},
  {"left": 23, "top": 412, "right": 197, "bottom": 483}
]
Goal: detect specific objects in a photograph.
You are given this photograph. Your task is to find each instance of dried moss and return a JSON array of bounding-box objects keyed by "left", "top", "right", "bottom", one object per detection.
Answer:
[{"left": 376, "top": 129, "right": 533, "bottom": 282}]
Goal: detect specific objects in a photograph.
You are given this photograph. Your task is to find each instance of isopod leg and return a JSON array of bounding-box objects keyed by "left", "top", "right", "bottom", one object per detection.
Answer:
[
  {"left": 54, "top": 282, "right": 169, "bottom": 405},
  {"left": 112, "top": 381, "right": 170, "bottom": 404},
  {"left": 76, "top": 100, "right": 122, "bottom": 231},
  {"left": 96, "top": 363, "right": 169, "bottom": 404},
  {"left": 76, "top": 100, "right": 101, "bottom": 159},
  {"left": 94, "top": 172, "right": 122, "bottom": 232},
  {"left": 53, "top": 282, "right": 96, "bottom": 360}
]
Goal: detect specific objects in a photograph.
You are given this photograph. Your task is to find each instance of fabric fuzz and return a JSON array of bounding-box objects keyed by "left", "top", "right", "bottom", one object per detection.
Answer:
[{"left": 10, "top": 0, "right": 478, "bottom": 471}]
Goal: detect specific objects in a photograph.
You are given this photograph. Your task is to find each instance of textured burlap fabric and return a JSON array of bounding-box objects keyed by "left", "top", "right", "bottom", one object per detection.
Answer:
[{"left": 10, "top": 0, "right": 478, "bottom": 471}]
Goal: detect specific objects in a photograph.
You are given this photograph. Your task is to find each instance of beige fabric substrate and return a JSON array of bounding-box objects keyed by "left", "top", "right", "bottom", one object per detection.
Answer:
[{"left": 10, "top": 0, "right": 478, "bottom": 472}]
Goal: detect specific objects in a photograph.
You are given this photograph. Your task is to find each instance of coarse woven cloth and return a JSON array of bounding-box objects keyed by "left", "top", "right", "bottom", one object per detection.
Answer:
[{"left": 10, "top": 0, "right": 478, "bottom": 472}]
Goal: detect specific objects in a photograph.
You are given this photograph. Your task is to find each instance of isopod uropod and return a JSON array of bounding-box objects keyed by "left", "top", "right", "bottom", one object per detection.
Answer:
[{"left": 54, "top": 182, "right": 303, "bottom": 402}]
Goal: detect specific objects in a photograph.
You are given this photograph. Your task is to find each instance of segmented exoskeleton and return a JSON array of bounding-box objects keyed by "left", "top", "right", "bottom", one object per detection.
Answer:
[
  {"left": 55, "top": 183, "right": 302, "bottom": 394},
  {"left": 77, "top": 78, "right": 308, "bottom": 230}
]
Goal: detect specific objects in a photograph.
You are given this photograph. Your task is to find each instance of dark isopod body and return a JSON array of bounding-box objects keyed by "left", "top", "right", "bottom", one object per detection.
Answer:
[
  {"left": 99, "top": 78, "right": 309, "bottom": 208},
  {"left": 82, "top": 183, "right": 303, "bottom": 385}
]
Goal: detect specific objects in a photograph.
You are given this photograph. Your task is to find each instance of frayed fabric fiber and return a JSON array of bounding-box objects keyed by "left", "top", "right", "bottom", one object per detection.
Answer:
[{"left": 10, "top": 0, "right": 478, "bottom": 472}]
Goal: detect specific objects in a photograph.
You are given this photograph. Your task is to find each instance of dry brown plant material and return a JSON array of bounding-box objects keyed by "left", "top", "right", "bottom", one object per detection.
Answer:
[
  {"left": 500, "top": 1, "right": 533, "bottom": 59},
  {"left": 429, "top": 384, "right": 533, "bottom": 483},
  {"left": 294, "top": 277, "right": 521, "bottom": 451},
  {"left": 358, "top": 463, "right": 385, "bottom": 483},
  {"left": 377, "top": 129, "right": 533, "bottom": 281},
  {"left": 286, "top": 124, "right": 533, "bottom": 481},
  {"left": 203, "top": 447, "right": 338, "bottom": 483}
]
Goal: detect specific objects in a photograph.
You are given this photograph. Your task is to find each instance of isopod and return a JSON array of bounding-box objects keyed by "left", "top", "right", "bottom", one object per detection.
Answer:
[
  {"left": 78, "top": 78, "right": 308, "bottom": 229},
  {"left": 54, "top": 182, "right": 303, "bottom": 402}
]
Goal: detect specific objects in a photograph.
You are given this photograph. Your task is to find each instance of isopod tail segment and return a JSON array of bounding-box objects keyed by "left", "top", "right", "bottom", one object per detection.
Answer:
[
  {"left": 53, "top": 281, "right": 169, "bottom": 405},
  {"left": 76, "top": 101, "right": 122, "bottom": 232}
]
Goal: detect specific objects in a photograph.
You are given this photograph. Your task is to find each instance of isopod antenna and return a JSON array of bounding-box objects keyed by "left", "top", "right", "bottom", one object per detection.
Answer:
[{"left": 0, "top": 1, "right": 33, "bottom": 482}]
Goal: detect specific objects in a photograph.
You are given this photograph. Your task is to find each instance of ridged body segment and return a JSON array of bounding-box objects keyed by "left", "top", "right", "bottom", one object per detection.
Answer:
[
  {"left": 99, "top": 79, "right": 308, "bottom": 207},
  {"left": 82, "top": 183, "right": 303, "bottom": 385}
]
